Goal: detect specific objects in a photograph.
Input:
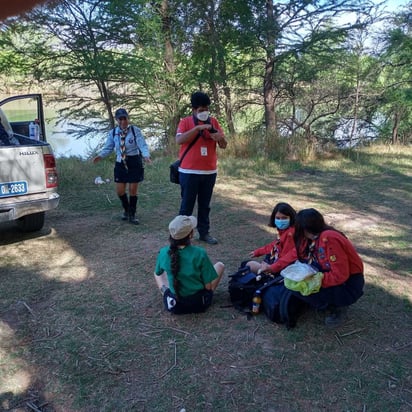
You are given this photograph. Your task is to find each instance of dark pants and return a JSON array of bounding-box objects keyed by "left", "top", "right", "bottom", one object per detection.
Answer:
[
  {"left": 179, "top": 172, "right": 217, "bottom": 237},
  {"left": 291, "top": 274, "right": 364, "bottom": 310}
]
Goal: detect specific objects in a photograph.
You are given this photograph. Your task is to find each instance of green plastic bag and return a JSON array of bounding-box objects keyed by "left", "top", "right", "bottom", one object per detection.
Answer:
[{"left": 284, "top": 272, "right": 324, "bottom": 296}]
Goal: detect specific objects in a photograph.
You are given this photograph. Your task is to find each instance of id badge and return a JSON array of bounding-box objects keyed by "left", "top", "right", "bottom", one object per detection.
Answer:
[{"left": 201, "top": 146, "right": 208, "bottom": 156}]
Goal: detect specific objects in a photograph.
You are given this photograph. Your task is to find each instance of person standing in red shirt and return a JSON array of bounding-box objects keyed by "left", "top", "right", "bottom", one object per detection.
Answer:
[
  {"left": 292, "top": 208, "right": 364, "bottom": 327},
  {"left": 175, "top": 92, "right": 228, "bottom": 244}
]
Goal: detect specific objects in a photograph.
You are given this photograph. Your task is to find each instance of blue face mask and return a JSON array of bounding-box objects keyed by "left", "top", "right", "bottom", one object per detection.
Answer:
[{"left": 274, "top": 218, "right": 290, "bottom": 230}]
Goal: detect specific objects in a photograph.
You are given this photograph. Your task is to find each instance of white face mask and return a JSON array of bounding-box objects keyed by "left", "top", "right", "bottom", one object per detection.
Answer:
[{"left": 196, "top": 111, "right": 209, "bottom": 122}]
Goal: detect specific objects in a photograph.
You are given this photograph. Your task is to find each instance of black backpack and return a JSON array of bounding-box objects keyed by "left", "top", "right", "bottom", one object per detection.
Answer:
[
  {"left": 228, "top": 265, "right": 274, "bottom": 311},
  {"left": 228, "top": 265, "right": 308, "bottom": 328},
  {"left": 260, "top": 279, "right": 308, "bottom": 329}
]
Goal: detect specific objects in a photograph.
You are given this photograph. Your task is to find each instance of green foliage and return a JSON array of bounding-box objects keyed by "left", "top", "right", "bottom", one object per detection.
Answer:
[{"left": 0, "top": 0, "right": 411, "bottom": 159}]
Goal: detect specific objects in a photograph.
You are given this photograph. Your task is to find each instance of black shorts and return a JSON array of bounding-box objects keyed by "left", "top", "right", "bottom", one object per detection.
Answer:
[
  {"left": 114, "top": 155, "right": 144, "bottom": 183},
  {"left": 163, "top": 289, "right": 214, "bottom": 314}
]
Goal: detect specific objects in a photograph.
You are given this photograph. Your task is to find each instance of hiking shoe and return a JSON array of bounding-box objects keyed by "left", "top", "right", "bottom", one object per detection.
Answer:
[
  {"left": 325, "top": 306, "right": 347, "bottom": 327},
  {"left": 128, "top": 214, "right": 140, "bottom": 225},
  {"left": 199, "top": 234, "right": 218, "bottom": 245},
  {"left": 121, "top": 212, "right": 128, "bottom": 221}
]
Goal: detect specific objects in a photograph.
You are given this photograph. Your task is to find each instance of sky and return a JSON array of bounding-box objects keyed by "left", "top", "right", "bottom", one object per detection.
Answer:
[{"left": 380, "top": 0, "right": 410, "bottom": 11}]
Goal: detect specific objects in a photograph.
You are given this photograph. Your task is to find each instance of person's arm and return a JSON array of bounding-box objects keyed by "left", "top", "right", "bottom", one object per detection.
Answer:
[
  {"left": 154, "top": 249, "right": 169, "bottom": 293},
  {"left": 93, "top": 130, "right": 115, "bottom": 163},
  {"left": 250, "top": 240, "right": 277, "bottom": 258},
  {"left": 267, "top": 230, "right": 297, "bottom": 273},
  {"left": 154, "top": 271, "right": 169, "bottom": 292},
  {"left": 200, "top": 252, "right": 219, "bottom": 290},
  {"left": 176, "top": 124, "right": 210, "bottom": 145},
  {"left": 321, "top": 237, "right": 351, "bottom": 287},
  {"left": 209, "top": 118, "right": 227, "bottom": 148},
  {"left": 267, "top": 246, "right": 297, "bottom": 274},
  {"left": 175, "top": 116, "right": 215, "bottom": 145}
]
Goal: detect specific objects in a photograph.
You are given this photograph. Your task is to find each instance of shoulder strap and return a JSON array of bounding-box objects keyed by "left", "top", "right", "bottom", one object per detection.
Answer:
[
  {"left": 179, "top": 115, "right": 202, "bottom": 162},
  {"left": 257, "top": 275, "right": 284, "bottom": 293},
  {"left": 130, "top": 125, "right": 142, "bottom": 156}
]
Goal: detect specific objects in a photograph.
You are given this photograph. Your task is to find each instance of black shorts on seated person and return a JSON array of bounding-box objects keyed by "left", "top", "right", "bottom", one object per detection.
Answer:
[{"left": 163, "top": 288, "right": 214, "bottom": 314}]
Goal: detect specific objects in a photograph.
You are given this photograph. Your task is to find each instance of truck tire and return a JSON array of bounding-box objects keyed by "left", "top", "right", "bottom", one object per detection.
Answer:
[{"left": 16, "top": 212, "right": 45, "bottom": 232}]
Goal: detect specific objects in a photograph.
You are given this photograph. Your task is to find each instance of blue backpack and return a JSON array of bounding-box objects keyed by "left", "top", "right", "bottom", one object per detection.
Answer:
[{"left": 260, "top": 279, "right": 308, "bottom": 329}]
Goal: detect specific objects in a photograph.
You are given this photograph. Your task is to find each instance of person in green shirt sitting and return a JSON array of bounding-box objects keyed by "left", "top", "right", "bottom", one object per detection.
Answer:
[{"left": 154, "top": 215, "right": 225, "bottom": 314}]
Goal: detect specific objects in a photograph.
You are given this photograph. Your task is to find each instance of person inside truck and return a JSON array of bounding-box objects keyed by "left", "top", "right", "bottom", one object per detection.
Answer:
[{"left": 0, "top": 108, "right": 19, "bottom": 146}]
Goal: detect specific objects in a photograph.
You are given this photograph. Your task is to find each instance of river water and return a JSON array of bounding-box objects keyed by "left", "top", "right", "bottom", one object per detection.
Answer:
[{"left": 45, "top": 116, "right": 105, "bottom": 159}]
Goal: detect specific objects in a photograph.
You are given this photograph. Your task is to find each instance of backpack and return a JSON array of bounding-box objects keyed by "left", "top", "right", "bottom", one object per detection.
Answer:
[
  {"left": 260, "top": 280, "right": 308, "bottom": 329},
  {"left": 228, "top": 265, "right": 276, "bottom": 311},
  {"left": 228, "top": 264, "right": 308, "bottom": 328}
]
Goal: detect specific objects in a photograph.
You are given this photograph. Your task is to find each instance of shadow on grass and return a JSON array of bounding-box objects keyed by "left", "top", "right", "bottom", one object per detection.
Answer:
[
  {"left": 0, "top": 149, "right": 411, "bottom": 411},
  {"left": 1, "top": 214, "right": 411, "bottom": 410},
  {"left": 0, "top": 222, "right": 52, "bottom": 246}
]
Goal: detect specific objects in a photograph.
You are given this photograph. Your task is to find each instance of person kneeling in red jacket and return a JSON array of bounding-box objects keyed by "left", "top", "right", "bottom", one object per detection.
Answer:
[{"left": 291, "top": 208, "right": 364, "bottom": 327}]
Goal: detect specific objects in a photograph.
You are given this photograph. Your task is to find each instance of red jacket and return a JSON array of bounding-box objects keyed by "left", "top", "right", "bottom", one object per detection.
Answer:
[
  {"left": 299, "top": 230, "right": 364, "bottom": 288},
  {"left": 252, "top": 226, "right": 297, "bottom": 274}
]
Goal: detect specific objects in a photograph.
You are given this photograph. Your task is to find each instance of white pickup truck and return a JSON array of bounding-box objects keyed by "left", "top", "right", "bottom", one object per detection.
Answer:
[{"left": 0, "top": 94, "right": 59, "bottom": 232}]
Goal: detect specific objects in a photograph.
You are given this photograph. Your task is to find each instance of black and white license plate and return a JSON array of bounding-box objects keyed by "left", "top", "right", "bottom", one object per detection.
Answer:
[{"left": 0, "top": 181, "right": 28, "bottom": 197}]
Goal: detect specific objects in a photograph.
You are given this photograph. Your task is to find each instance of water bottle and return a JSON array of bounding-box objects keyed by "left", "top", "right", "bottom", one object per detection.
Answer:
[
  {"left": 34, "top": 119, "right": 40, "bottom": 140},
  {"left": 29, "top": 121, "right": 40, "bottom": 140},
  {"left": 252, "top": 290, "right": 262, "bottom": 315},
  {"left": 29, "top": 122, "right": 36, "bottom": 139}
]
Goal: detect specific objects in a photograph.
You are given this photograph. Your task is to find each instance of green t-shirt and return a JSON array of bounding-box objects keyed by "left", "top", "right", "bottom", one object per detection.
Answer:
[{"left": 155, "top": 245, "right": 218, "bottom": 297}]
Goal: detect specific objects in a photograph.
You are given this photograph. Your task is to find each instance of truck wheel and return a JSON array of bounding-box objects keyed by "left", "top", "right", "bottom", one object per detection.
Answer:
[{"left": 16, "top": 212, "right": 45, "bottom": 232}]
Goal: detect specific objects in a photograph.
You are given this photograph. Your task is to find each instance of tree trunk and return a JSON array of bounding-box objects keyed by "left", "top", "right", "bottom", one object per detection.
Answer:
[
  {"left": 391, "top": 111, "right": 400, "bottom": 144},
  {"left": 263, "top": 0, "right": 278, "bottom": 154}
]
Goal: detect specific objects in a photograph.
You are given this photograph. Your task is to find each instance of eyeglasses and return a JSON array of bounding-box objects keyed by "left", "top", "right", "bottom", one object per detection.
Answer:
[{"left": 117, "top": 117, "right": 127, "bottom": 121}]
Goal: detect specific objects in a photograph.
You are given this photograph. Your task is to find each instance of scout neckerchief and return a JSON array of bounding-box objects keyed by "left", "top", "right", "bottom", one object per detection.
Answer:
[
  {"left": 269, "top": 238, "right": 280, "bottom": 263},
  {"left": 306, "top": 239, "right": 317, "bottom": 265},
  {"left": 119, "top": 126, "right": 128, "bottom": 169}
]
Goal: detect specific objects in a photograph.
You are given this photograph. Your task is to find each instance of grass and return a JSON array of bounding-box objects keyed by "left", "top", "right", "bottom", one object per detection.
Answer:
[{"left": 0, "top": 144, "right": 411, "bottom": 411}]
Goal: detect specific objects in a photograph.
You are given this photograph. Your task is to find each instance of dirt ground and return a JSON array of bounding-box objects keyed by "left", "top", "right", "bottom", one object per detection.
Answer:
[{"left": 1, "top": 170, "right": 411, "bottom": 411}]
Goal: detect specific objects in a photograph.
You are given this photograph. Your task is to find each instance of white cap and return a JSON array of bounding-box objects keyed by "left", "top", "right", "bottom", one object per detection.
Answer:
[{"left": 168, "top": 215, "right": 197, "bottom": 240}]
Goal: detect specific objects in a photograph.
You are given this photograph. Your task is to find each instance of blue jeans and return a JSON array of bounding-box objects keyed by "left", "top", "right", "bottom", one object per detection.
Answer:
[{"left": 179, "top": 172, "right": 217, "bottom": 237}]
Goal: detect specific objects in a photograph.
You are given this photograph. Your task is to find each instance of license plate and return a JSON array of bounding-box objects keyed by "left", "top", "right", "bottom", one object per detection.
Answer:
[{"left": 0, "top": 181, "right": 28, "bottom": 197}]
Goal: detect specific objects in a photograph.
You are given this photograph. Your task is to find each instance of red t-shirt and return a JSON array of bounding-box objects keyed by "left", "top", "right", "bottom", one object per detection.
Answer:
[{"left": 176, "top": 116, "right": 223, "bottom": 173}]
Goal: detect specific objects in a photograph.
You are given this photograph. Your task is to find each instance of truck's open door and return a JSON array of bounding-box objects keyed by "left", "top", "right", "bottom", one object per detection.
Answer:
[{"left": 0, "top": 94, "right": 46, "bottom": 141}]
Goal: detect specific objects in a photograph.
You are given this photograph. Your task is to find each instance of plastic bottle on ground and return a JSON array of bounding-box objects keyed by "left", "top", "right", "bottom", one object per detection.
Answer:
[{"left": 252, "top": 290, "right": 262, "bottom": 315}]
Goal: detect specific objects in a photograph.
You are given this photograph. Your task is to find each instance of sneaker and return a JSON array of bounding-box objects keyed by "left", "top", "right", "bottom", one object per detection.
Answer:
[
  {"left": 128, "top": 214, "right": 140, "bottom": 225},
  {"left": 324, "top": 306, "right": 347, "bottom": 327},
  {"left": 121, "top": 212, "right": 128, "bottom": 221},
  {"left": 199, "top": 234, "right": 218, "bottom": 245}
]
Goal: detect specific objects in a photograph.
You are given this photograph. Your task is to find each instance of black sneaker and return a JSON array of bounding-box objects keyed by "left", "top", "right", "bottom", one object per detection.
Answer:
[
  {"left": 324, "top": 306, "right": 347, "bottom": 327},
  {"left": 199, "top": 234, "right": 218, "bottom": 245},
  {"left": 121, "top": 212, "right": 128, "bottom": 221},
  {"left": 128, "top": 214, "right": 139, "bottom": 225}
]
